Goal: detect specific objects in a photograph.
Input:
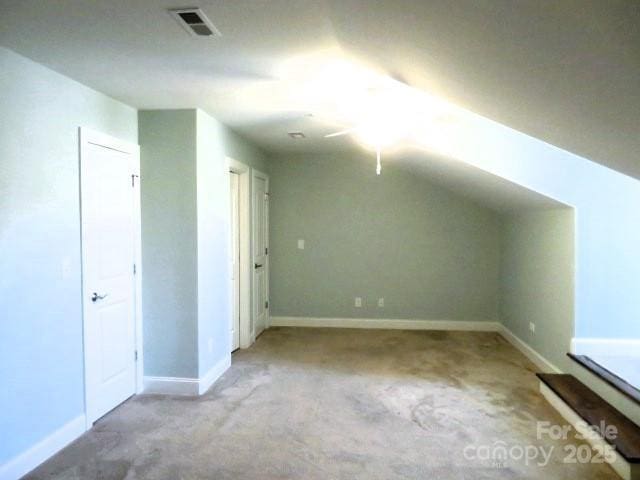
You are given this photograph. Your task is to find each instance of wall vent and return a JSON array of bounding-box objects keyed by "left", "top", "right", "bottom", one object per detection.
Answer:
[{"left": 168, "top": 8, "right": 221, "bottom": 37}]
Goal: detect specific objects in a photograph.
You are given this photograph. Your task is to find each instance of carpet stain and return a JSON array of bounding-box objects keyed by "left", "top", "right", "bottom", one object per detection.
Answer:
[{"left": 24, "top": 328, "right": 618, "bottom": 479}]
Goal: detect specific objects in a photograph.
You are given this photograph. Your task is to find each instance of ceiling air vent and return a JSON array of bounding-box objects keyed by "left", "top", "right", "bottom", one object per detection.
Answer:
[{"left": 169, "top": 8, "right": 221, "bottom": 37}]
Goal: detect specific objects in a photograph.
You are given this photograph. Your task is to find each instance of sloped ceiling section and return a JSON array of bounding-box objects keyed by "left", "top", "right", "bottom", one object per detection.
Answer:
[
  {"left": 326, "top": 0, "right": 640, "bottom": 179},
  {"left": 0, "top": 0, "right": 637, "bottom": 180},
  {"left": 395, "top": 152, "right": 567, "bottom": 213}
]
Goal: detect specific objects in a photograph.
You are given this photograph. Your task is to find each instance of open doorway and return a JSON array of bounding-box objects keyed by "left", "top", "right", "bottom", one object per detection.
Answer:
[{"left": 228, "top": 159, "right": 252, "bottom": 351}]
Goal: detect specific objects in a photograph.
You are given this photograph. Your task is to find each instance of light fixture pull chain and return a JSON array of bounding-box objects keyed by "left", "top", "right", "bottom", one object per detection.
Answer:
[{"left": 376, "top": 147, "right": 382, "bottom": 175}]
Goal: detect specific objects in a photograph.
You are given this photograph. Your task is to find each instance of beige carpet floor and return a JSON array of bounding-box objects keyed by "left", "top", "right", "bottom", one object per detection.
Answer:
[{"left": 25, "top": 327, "right": 617, "bottom": 479}]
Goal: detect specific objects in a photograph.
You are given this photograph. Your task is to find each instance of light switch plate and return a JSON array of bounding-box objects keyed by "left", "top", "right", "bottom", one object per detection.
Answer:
[{"left": 297, "top": 239, "right": 305, "bottom": 250}]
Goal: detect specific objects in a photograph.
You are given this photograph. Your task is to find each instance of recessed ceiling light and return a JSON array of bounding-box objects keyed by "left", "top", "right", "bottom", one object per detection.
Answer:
[{"left": 288, "top": 132, "right": 306, "bottom": 139}]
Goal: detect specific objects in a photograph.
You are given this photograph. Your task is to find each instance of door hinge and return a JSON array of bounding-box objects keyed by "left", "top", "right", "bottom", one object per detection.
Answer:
[
  {"left": 133, "top": 263, "right": 137, "bottom": 275},
  {"left": 131, "top": 174, "right": 139, "bottom": 187},
  {"left": 265, "top": 300, "right": 269, "bottom": 309},
  {"left": 135, "top": 350, "right": 138, "bottom": 361},
  {"left": 265, "top": 247, "right": 268, "bottom": 255}
]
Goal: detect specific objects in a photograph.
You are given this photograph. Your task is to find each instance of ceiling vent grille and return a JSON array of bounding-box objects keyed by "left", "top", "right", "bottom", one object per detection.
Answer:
[{"left": 168, "top": 8, "right": 221, "bottom": 37}]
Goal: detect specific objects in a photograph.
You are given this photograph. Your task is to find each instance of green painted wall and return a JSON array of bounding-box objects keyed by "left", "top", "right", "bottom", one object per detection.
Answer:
[
  {"left": 139, "top": 109, "right": 269, "bottom": 379},
  {"left": 499, "top": 209, "right": 640, "bottom": 425},
  {"left": 500, "top": 209, "right": 575, "bottom": 369},
  {"left": 195, "top": 110, "right": 269, "bottom": 376},
  {"left": 139, "top": 110, "right": 199, "bottom": 378},
  {"left": 220, "top": 125, "right": 269, "bottom": 172},
  {"left": 268, "top": 153, "right": 501, "bottom": 321},
  {"left": 0, "top": 47, "right": 138, "bottom": 464}
]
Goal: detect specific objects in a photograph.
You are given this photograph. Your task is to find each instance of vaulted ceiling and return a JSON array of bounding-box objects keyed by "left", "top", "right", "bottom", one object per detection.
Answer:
[{"left": 1, "top": 0, "right": 637, "bottom": 206}]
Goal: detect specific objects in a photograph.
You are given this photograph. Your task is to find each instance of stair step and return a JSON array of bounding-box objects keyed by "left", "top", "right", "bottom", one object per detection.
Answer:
[
  {"left": 568, "top": 353, "right": 640, "bottom": 406},
  {"left": 537, "top": 373, "right": 640, "bottom": 466}
]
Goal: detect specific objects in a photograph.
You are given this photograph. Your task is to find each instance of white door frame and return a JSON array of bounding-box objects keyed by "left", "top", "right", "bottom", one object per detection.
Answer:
[
  {"left": 79, "top": 127, "right": 143, "bottom": 429},
  {"left": 228, "top": 158, "right": 252, "bottom": 349},
  {"left": 229, "top": 170, "right": 241, "bottom": 351},
  {"left": 252, "top": 168, "right": 270, "bottom": 336}
]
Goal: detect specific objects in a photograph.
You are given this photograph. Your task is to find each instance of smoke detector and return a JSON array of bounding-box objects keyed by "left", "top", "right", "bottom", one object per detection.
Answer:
[{"left": 168, "top": 8, "right": 221, "bottom": 37}]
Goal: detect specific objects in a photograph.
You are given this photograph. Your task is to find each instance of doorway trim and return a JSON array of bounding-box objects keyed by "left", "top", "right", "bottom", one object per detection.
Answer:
[
  {"left": 79, "top": 127, "right": 143, "bottom": 430},
  {"left": 228, "top": 158, "right": 252, "bottom": 349}
]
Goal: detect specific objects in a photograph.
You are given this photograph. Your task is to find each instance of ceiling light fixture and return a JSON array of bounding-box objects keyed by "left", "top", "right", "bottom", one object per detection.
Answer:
[
  {"left": 325, "top": 127, "right": 385, "bottom": 175},
  {"left": 288, "top": 132, "right": 306, "bottom": 139},
  {"left": 279, "top": 53, "right": 460, "bottom": 173}
]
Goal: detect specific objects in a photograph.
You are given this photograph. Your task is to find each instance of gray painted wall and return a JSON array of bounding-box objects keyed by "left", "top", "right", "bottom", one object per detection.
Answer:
[
  {"left": 0, "top": 47, "right": 138, "bottom": 463},
  {"left": 139, "top": 110, "right": 199, "bottom": 378},
  {"left": 268, "top": 153, "right": 501, "bottom": 321}
]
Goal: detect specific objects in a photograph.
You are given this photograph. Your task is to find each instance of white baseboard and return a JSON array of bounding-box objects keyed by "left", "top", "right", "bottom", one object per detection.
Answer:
[
  {"left": 0, "top": 414, "right": 86, "bottom": 480},
  {"left": 571, "top": 338, "right": 640, "bottom": 358},
  {"left": 539, "top": 382, "right": 636, "bottom": 480},
  {"left": 143, "top": 375, "right": 200, "bottom": 396},
  {"left": 144, "top": 355, "right": 231, "bottom": 396},
  {"left": 199, "top": 355, "right": 231, "bottom": 395},
  {"left": 270, "top": 316, "right": 501, "bottom": 332},
  {"left": 498, "top": 325, "right": 561, "bottom": 373},
  {"left": 271, "top": 317, "right": 563, "bottom": 373}
]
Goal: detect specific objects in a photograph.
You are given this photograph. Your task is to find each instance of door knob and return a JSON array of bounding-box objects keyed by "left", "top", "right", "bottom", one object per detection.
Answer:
[
  {"left": 254, "top": 263, "right": 263, "bottom": 269},
  {"left": 91, "top": 292, "right": 108, "bottom": 302}
]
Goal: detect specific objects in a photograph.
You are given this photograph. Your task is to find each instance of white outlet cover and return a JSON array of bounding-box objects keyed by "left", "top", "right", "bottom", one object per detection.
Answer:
[
  {"left": 297, "top": 239, "right": 305, "bottom": 250},
  {"left": 378, "top": 298, "right": 384, "bottom": 307},
  {"left": 355, "top": 297, "right": 362, "bottom": 307},
  {"left": 529, "top": 322, "right": 535, "bottom": 333}
]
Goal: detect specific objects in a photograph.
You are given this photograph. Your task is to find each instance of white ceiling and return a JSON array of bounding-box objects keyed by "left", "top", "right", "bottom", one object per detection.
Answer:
[{"left": 0, "top": 0, "right": 634, "bottom": 210}]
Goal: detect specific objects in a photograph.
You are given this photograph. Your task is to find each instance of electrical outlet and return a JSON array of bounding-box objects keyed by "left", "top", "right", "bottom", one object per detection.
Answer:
[
  {"left": 529, "top": 322, "right": 536, "bottom": 333},
  {"left": 355, "top": 297, "right": 362, "bottom": 308},
  {"left": 378, "top": 297, "right": 384, "bottom": 307},
  {"left": 297, "top": 239, "right": 305, "bottom": 250}
]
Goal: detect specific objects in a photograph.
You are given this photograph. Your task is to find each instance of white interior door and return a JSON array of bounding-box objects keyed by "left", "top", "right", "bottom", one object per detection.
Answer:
[
  {"left": 252, "top": 172, "right": 269, "bottom": 337},
  {"left": 81, "top": 131, "right": 139, "bottom": 425},
  {"left": 230, "top": 171, "right": 241, "bottom": 351}
]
